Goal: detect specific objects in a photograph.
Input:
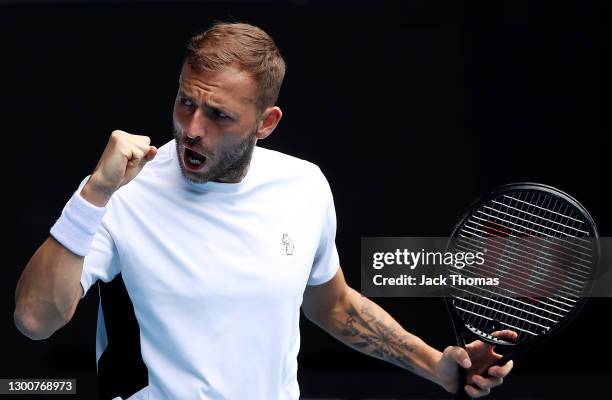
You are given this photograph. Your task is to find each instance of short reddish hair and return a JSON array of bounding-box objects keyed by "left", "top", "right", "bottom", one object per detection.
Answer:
[{"left": 184, "top": 22, "right": 286, "bottom": 113}]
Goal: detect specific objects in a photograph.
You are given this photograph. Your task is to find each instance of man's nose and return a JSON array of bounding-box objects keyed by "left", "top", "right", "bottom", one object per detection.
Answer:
[
  {"left": 185, "top": 132, "right": 201, "bottom": 146},
  {"left": 184, "top": 110, "right": 207, "bottom": 142}
]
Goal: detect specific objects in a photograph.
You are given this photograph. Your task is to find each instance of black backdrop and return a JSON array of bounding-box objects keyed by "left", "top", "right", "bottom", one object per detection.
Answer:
[{"left": 3, "top": 1, "right": 610, "bottom": 399}]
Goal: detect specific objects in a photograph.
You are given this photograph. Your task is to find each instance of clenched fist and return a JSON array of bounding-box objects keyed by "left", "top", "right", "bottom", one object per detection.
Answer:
[{"left": 81, "top": 130, "right": 157, "bottom": 206}]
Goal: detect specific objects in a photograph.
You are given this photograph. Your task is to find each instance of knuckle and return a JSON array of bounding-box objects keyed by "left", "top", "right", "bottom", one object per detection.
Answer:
[
  {"left": 110, "top": 130, "right": 123, "bottom": 139},
  {"left": 118, "top": 144, "right": 132, "bottom": 156},
  {"left": 110, "top": 130, "right": 128, "bottom": 145},
  {"left": 129, "top": 134, "right": 150, "bottom": 148}
]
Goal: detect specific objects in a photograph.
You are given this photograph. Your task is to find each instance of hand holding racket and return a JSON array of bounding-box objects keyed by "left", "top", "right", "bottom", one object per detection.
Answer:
[
  {"left": 444, "top": 183, "right": 599, "bottom": 399},
  {"left": 435, "top": 329, "right": 517, "bottom": 397}
]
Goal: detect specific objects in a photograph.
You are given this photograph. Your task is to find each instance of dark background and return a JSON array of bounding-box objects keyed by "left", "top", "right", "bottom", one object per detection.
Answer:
[{"left": 2, "top": 1, "right": 610, "bottom": 399}]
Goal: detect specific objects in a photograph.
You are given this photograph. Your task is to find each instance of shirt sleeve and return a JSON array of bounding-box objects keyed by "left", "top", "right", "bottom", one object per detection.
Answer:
[
  {"left": 307, "top": 170, "right": 340, "bottom": 286},
  {"left": 73, "top": 176, "right": 121, "bottom": 298}
]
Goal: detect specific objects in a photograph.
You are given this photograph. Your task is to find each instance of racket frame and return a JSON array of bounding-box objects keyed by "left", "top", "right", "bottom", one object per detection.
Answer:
[{"left": 443, "top": 182, "right": 599, "bottom": 399}]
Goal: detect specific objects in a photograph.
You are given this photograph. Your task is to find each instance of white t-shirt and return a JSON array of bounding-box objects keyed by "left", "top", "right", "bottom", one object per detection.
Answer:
[{"left": 77, "top": 140, "right": 340, "bottom": 400}]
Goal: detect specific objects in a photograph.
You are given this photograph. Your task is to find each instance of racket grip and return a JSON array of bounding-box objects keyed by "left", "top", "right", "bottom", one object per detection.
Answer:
[
  {"left": 453, "top": 364, "right": 472, "bottom": 400},
  {"left": 454, "top": 356, "right": 511, "bottom": 400},
  {"left": 455, "top": 389, "right": 473, "bottom": 400}
]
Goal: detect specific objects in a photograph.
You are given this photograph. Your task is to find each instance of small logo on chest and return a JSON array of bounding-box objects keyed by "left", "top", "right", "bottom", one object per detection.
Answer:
[{"left": 281, "top": 233, "right": 295, "bottom": 256}]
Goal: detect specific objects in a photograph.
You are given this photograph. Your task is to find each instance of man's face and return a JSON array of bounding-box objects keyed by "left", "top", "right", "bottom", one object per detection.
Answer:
[{"left": 173, "top": 63, "right": 262, "bottom": 184}]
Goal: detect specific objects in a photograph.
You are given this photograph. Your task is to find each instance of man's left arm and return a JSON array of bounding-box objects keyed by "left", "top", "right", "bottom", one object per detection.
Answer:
[{"left": 302, "top": 266, "right": 514, "bottom": 398}]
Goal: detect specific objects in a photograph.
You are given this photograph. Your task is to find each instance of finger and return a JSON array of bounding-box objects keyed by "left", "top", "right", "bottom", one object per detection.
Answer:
[
  {"left": 137, "top": 146, "right": 157, "bottom": 166},
  {"left": 130, "top": 146, "right": 145, "bottom": 161},
  {"left": 130, "top": 139, "right": 153, "bottom": 154},
  {"left": 472, "top": 374, "right": 503, "bottom": 390},
  {"left": 126, "top": 147, "right": 145, "bottom": 167},
  {"left": 491, "top": 329, "right": 518, "bottom": 341},
  {"left": 134, "top": 134, "right": 151, "bottom": 146},
  {"left": 125, "top": 132, "right": 150, "bottom": 145},
  {"left": 145, "top": 146, "right": 158, "bottom": 162},
  {"left": 120, "top": 132, "right": 151, "bottom": 152},
  {"left": 488, "top": 359, "right": 514, "bottom": 378},
  {"left": 444, "top": 346, "right": 472, "bottom": 369},
  {"left": 109, "top": 131, "right": 147, "bottom": 156},
  {"left": 465, "top": 384, "right": 490, "bottom": 398}
]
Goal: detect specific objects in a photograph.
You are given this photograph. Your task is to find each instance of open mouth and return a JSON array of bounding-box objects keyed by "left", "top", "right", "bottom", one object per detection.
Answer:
[{"left": 183, "top": 147, "right": 207, "bottom": 171}]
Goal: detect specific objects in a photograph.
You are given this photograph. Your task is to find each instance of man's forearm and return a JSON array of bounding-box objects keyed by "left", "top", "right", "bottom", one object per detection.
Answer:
[
  {"left": 308, "top": 286, "right": 443, "bottom": 385},
  {"left": 14, "top": 237, "right": 84, "bottom": 340}
]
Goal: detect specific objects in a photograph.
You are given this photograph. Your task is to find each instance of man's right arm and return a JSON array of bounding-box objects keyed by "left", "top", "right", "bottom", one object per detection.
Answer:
[
  {"left": 14, "top": 236, "right": 86, "bottom": 340},
  {"left": 14, "top": 130, "right": 157, "bottom": 340}
]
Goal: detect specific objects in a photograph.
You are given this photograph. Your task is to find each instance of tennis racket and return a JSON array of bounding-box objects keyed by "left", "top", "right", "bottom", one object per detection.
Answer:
[{"left": 444, "top": 183, "right": 599, "bottom": 399}]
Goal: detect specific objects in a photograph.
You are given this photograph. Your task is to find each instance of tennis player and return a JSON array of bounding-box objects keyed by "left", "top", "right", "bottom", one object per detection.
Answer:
[{"left": 14, "top": 22, "right": 514, "bottom": 399}]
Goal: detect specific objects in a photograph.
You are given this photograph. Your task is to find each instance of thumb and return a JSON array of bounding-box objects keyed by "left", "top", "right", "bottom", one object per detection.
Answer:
[
  {"left": 136, "top": 146, "right": 158, "bottom": 169},
  {"left": 445, "top": 346, "right": 472, "bottom": 369},
  {"left": 145, "top": 146, "right": 158, "bottom": 162}
]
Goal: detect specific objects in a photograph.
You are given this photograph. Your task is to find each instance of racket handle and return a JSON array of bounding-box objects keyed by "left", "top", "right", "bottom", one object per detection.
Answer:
[
  {"left": 455, "top": 388, "right": 473, "bottom": 400},
  {"left": 454, "top": 355, "right": 511, "bottom": 400},
  {"left": 453, "top": 363, "right": 472, "bottom": 400}
]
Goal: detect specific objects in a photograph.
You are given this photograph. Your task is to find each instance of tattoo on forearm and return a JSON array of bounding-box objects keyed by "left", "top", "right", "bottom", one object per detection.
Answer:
[{"left": 336, "top": 296, "right": 416, "bottom": 371}]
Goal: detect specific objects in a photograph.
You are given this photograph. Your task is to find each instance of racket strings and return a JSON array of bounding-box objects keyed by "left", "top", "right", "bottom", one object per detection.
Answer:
[
  {"left": 451, "top": 191, "right": 595, "bottom": 342},
  {"left": 455, "top": 236, "right": 585, "bottom": 299}
]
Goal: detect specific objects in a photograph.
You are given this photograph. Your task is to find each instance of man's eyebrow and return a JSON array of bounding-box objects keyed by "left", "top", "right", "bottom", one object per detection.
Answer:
[{"left": 178, "top": 90, "right": 237, "bottom": 118}]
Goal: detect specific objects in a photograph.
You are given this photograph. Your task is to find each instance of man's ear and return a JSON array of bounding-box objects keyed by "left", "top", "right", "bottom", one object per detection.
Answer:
[{"left": 256, "top": 106, "right": 283, "bottom": 140}]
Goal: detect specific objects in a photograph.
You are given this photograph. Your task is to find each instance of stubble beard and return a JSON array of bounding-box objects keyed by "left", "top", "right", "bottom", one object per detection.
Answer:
[{"left": 173, "top": 125, "right": 257, "bottom": 184}]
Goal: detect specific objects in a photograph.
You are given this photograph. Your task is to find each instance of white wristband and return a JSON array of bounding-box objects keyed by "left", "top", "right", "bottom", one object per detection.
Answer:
[{"left": 50, "top": 189, "right": 107, "bottom": 257}]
